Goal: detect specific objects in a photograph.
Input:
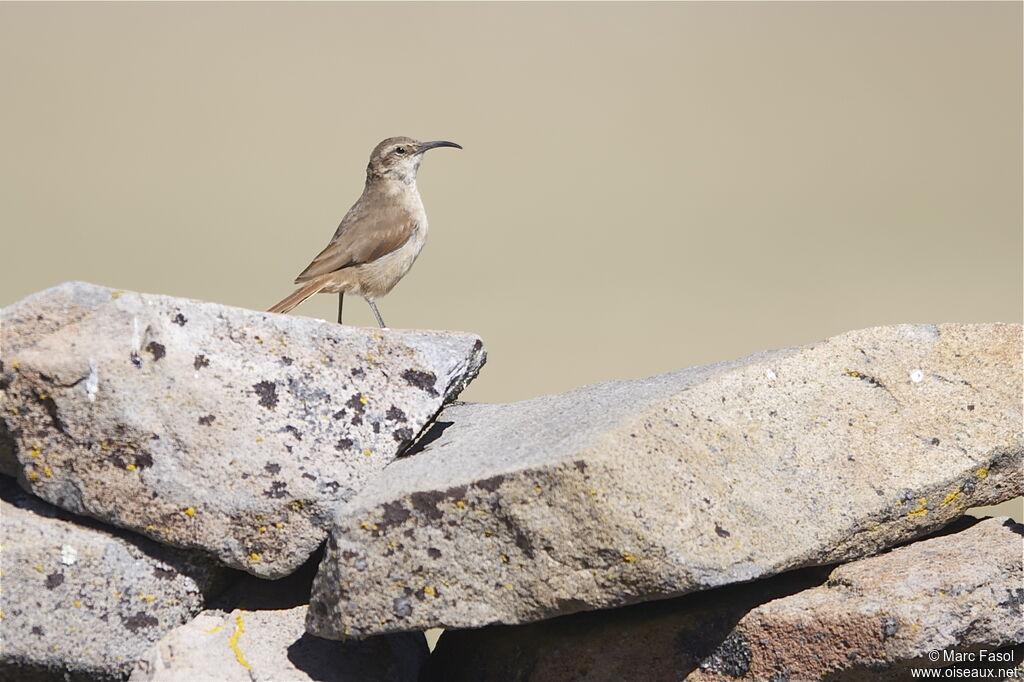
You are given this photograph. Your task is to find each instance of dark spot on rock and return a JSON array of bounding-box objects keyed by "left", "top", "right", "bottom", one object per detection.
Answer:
[
  {"left": 387, "top": 406, "right": 407, "bottom": 422},
  {"left": 130, "top": 352, "right": 142, "bottom": 368},
  {"left": 333, "top": 409, "right": 346, "bottom": 420},
  {"left": 881, "top": 617, "right": 900, "bottom": 639},
  {"left": 473, "top": 339, "right": 483, "bottom": 352},
  {"left": 263, "top": 481, "right": 288, "bottom": 499},
  {"left": 392, "top": 597, "right": 412, "bottom": 618},
  {"left": 253, "top": 381, "right": 279, "bottom": 409},
  {"left": 393, "top": 427, "right": 414, "bottom": 444},
  {"left": 346, "top": 393, "right": 366, "bottom": 414},
  {"left": 145, "top": 342, "right": 166, "bottom": 361},
  {"left": 476, "top": 475, "right": 506, "bottom": 493},
  {"left": 372, "top": 421, "right": 380, "bottom": 434},
  {"left": 197, "top": 415, "right": 215, "bottom": 426},
  {"left": 700, "top": 630, "right": 752, "bottom": 677},
  {"left": 574, "top": 460, "right": 587, "bottom": 473},
  {"left": 381, "top": 502, "right": 411, "bottom": 529},
  {"left": 193, "top": 354, "right": 209, "bottom": 370},
  {"left": 401, "top": 369, "right": 438, "bottom": 396},
  {"left": 410, "top": 490, "right": 446, "bottom": 520},
  {"left": 283, "top": 425, "right": 302, "bottom": 440},
  {"left": 715, "top": 524, "right": 731, "bottom": 538},
  {"left": 335, "top": 438, "right": 353, "bottom": 451},
  {"left": 45, "top": 572, "right": 64, "bottom": 589},
  {"left": 967, "top": 404, "right": 975, "bottom": 411},
  {"left": 281, "top": 356, "right": 293, "bottom": 366},
  {"left": 302, "top": 472, "right": 316, "bottom": 481},
  {"left": 31, "top": 626, "right": 44, "bottom": 636},
  {"left": 171, "top": 313, "right": 187, "bottom": 326},
  {"left": 323, "top": 480, "right": 340, "bottom": 492},
  {"left": 930, "top": 437, "right": 940, "bottom": 446},
  {"left": 963, "top": 477, "right": 977, "bottom": 495},
  {"left": 350, "top": 415, "right": 363, "bottom": 426},
  {"left": 340, "top": 550, "right": 358, "bottom": 560},
  {"left": 264, "top": 462, "right": 281, "bottom": 474},
  {"left": 121, "top": 612, "right": 159, "bottom": 633},
  {"left": 153, "top": 567, "right": 176, "bottom": 580},
  {"left": 998, "top": 587, "right": 1024, "bottom": 610},
  {"left": 350, "top": 367, "right": 365, "bottom": 379},
  {"left": 428, "top": 547, "right": 442, "bottom": 559},
  {"left": 403, "top": 529, "right": 415, "bottom": 538}
]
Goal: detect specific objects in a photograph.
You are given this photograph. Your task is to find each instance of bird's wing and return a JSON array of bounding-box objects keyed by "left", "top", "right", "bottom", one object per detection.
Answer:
[{"left": 294, "top": 201, "right": 416, "bottom": 283}]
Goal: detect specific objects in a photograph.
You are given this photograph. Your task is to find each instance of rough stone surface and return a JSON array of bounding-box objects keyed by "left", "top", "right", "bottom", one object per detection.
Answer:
[
  {"left": 695, "top": 516, "right": 1024, "bottom": 681},
  {"left": 129, "top": 606, "right": 428, "bottom": 682},
  {"left": 0, "top": 281, "right": 485, "bottom": 577},
  {"left": 307, "top": 324, "right": 1022, "bottom": 638},
  {"left": 423, "top": 517, "right": 1024, "bottom": 681},
  {"left": 0, "top": 476, "right": 226, "bottom": 681}
]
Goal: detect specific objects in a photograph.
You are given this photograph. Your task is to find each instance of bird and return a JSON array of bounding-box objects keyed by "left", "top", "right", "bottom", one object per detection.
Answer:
[{"left": 267, "top": 136, "right": 461, "bottom": 327}]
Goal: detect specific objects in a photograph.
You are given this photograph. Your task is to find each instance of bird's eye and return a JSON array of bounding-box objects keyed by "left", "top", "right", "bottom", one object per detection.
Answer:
[{"left": 394, "top": 147, "right": 406, "bottom": 155}]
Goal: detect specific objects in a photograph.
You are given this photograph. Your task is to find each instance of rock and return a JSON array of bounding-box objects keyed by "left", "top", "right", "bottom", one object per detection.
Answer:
[
  {"left": 0, "top": 281, "right": 485, "bottom": 578},
  {"left": 307, "top": 324, "right": 1022, "bottom": 638},
  {"left": 0, "top": 476, "right": 226, "bottom": 681},
  {"left": 129, "top": 606, "right": 428, "bottom": 682},
  {"left": 423, "top": 517, "right": 1023, "bottom": 681},
  {"left": 690, "top": 516, "right": 1024, "bottom": 681}
]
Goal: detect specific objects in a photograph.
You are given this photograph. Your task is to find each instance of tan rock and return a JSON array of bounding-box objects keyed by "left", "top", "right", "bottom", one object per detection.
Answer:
[
  {"left": 0, "top": 282, "right": 485, "bottom": 578},
  {"left": 424, "top": 517, "right": 1023, "bottom": 681},
  {"left": 307, "top": 324, "right": 1021, "bottom": 638}
]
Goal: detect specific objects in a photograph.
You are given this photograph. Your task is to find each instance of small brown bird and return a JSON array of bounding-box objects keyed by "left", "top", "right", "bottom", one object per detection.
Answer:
[{"left": 268, "top": 137, "right": 461, "bottom": 327}]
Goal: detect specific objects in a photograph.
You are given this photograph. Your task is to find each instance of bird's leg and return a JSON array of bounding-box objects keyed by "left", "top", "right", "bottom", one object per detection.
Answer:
[
  {"left": 337, "top": 293, "right": 344, "bottom": 324},
  {"left": 367, "top": 300, "right": 386, "bottom": 328}
]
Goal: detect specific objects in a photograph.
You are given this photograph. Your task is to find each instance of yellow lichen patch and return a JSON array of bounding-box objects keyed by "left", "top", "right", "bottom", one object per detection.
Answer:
[
  {"left": 9, "top": 407, "right": 18, "bottom": 415},
  {"left": 534, "top": 486, "right": 542, "bottom": 494},
  {"left": 907, "top": 499, "right": 929, "bottom": 518},
  {"left": 139, "top": 594, "right": 156, "bottom": 602},
  {"left": 290, "top": 500, "right": 304, "bottom": 511},
  {"left": 500, "top": 555, "right": 509, "bottom": 563},
  {"left": 38, "top": 394, "right": 48, "bottom": 400},
  {"left": 228, "top": 614, "right": 252, "bottom": 670},
  {"left": 844, "top": 369, "right": 861, "bottom": 378},
  {"left": 34, "top": 565, "right": 43, "bottom": 572},
  {"left": 183, "top": 507, "right": 196, "bottom": 517},
  {"left": 42, "top": 467, "right": 53, "bottom": 478},
  {"left": 99, "top": 443, "right": 109, "bottom": 451},
  {"left": 204, "top": 623, "right": 224, "bottom": 634},
  {"left": 28, "top": 471, "right": 39, "bottom": 482},
  {"left": 359, "top": 521, "right": 379, "bottom": 531},
  {"left": 940, "top": 491, "right": 962, "bottom": 507},
  {"left": 274, "top": 522, "right": 285, "bottom": 530},
  {"left": 975, "top": 467, "right": 989, "bottom": 479},
  {"left": 126, "top": 464, "right": 137, "bottom": 472},
  {"left": 359, "top": 394, "right": 368, "bottom": 406},
  {"left": 588, "top": 489, "right": 598, "bottom": 496},
  {"left": 11, "top": 361, "right": 19, "bottom": 369},
  {"left": 249, "top": 553, "right": 262, "bottom": 562},
  {"left": 455, "top": 500, "right": 466, "bottom": 509},
  {"left": 29, "top": 446, "right": 40, "bottom": 459},
  {"left": 73, "top": 601, "right": 82, "bottom": 608},
  {"left": 622, "top": 551, "right": 638, "bottom": 563},
  {"left": 111, "top": 291, "right": 123, "bottom": 299},
  {"left": 146, "top": 524, "right": 156, "bottom": 531},
  {"left": 363, "top": 449, "right": 372, "bottom": 456},
  {"left": 258, "top": 526, "right": 267, "bottom": 533},
  {"left": 255, "top": 437, "right": 264, "bottom": 443},
  {"left": 423, "top": 585, "right": 436, "bottom": 597}
]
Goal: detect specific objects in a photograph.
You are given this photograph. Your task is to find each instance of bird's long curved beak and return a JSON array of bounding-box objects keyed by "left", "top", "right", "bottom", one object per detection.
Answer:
[{"left": 418, "top": 140, "right": 462, "bottom": 153}]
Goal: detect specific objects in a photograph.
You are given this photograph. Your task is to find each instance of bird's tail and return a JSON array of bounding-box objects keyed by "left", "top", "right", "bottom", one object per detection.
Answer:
[{"left": 267, "top": 275, "right": 334, "bottom": 315}]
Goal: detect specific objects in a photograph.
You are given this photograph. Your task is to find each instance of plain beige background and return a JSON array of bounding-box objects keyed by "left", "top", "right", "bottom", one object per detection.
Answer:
[{"left": 1, "top": 2, "right": 1020, "bottom": 519}]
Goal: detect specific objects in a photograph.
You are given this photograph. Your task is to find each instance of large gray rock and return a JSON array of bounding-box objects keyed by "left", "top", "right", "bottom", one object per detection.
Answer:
[
  {"left": 423, "top": 517, "right": 1024, "bottom": 681},
  {"left": 307, "top": 324, "right": 1022, "bottom": 638},
  {"left": 0, "top": 282, "right": 485, "bottom": 577},
  {"left": 0, "top": 477, "right": 226, "bottom": 681},
  {"left": 129, "top": 606, "right": 428, "bottom": 682}
]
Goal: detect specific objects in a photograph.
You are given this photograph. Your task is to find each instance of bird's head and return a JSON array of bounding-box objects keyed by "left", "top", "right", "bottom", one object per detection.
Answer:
[{"left": 366, "top": 137, "right": 462, "bottom": 183}]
